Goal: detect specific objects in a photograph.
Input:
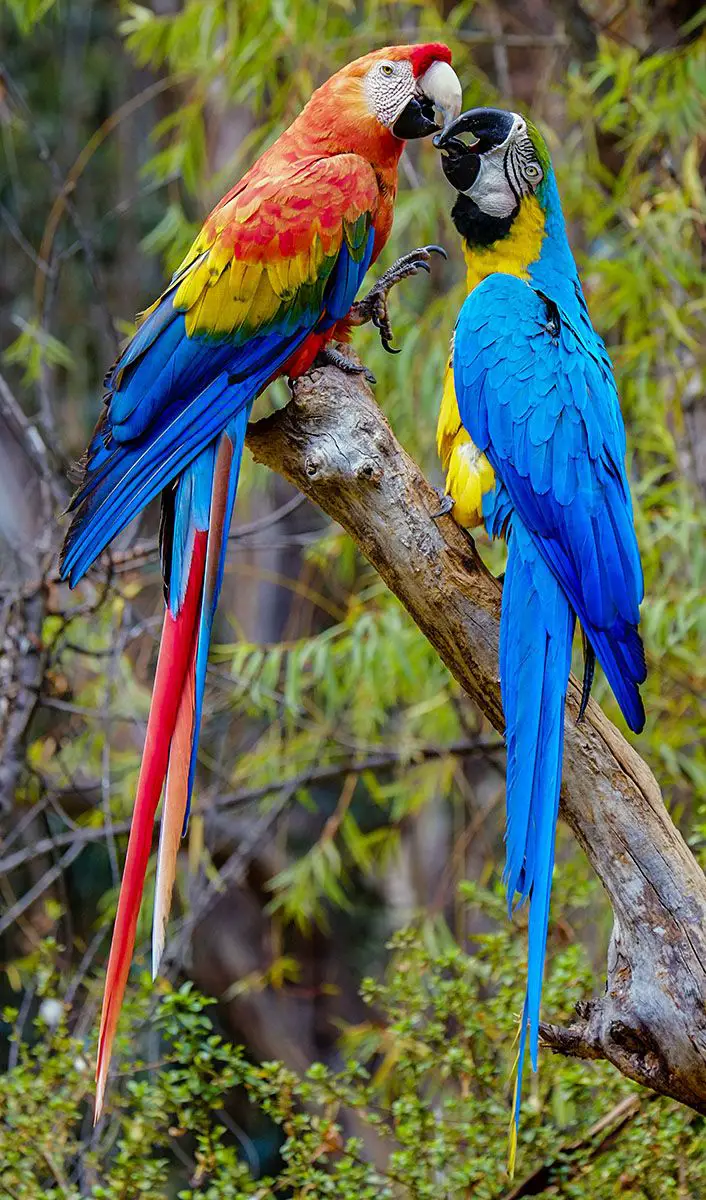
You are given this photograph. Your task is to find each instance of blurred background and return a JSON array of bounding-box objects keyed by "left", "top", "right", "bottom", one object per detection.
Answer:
[{"left": 0, "top": 1, "right": 705, "bottom": 1195}]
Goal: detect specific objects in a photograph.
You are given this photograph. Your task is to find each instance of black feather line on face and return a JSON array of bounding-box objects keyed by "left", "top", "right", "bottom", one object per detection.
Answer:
[
  {"left": 503, "top": 144, "right": 522, "bottom": 207},
  {"left": 451, "top": 191, "right": 518, "bottom": 248}
]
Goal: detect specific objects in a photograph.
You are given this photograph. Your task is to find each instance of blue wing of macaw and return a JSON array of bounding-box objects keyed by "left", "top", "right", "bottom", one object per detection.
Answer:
[
  {"left": 455, "top": 272, "right": 645, "bottom": 732},
  {"left": 453, "top": 270, "right": 646, "bottom": 1146}
]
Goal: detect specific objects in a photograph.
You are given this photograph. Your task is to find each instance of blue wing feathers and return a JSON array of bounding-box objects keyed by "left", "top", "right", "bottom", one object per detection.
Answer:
[
  {"left": 455, "top": 274, "right": 645, "bottom": 733},
  {"left": 60, "top": 233, "right": 374, "bottom": 589}
]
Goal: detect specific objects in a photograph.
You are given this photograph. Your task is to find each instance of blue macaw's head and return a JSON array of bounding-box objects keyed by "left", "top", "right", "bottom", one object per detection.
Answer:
[{"left": 434, "top": 108, "right": 552, "bottom": 248}]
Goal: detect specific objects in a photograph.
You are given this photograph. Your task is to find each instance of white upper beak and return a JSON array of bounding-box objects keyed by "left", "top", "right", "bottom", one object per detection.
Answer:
[{"left": 418, "top": 61, "right": 463, "bottom": 134}]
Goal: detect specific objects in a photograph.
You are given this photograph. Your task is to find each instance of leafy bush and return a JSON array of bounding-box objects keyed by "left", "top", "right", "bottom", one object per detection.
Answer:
[{"left": 2, "top": 908, "right": 705, "bottom": 1198}]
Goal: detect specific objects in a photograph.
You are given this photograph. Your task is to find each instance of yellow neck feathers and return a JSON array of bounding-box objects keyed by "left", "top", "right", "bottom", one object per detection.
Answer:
[
  {"left": 463, "top": 195, "right": 545, "bottom": 294},
  {"left": 435, "top": 196, "right": 546, "bottom": 529}
]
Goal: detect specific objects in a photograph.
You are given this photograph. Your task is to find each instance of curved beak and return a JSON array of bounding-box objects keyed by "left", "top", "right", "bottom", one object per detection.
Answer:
[
  {"left": 392, "top": 61, "right": 462, "bottom": 141},
  {"left": 433, "top": 107, "right": 516, "bottom": 152},
  {"left": 433, "top": 107, "right": 517, "bottom": 192}
]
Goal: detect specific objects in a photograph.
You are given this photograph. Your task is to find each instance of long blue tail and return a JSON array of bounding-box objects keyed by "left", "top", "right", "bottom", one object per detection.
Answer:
[{"left": 499, "top": 516, "right": 574, "bottom": 1170}]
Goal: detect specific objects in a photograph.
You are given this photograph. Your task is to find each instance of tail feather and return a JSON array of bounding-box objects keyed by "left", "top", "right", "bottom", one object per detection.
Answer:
[
  {"left": 500, "top": 518, "right": 574, "bottom": 1171},
  {"left": 152, "top": 655, "right": 195, "bottom": 978},
  {"left": 94, "top": 411, "right": 249, "bottom": 1121},
  {"left": 94, "top": 531, "right": 206, "bottom": 1121},
  {"left": 186, "top": 407, "right": 248, "bottom": 819}
]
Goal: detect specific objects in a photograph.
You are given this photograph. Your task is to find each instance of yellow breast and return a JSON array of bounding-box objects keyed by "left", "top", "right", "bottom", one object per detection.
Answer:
[
  {"left": 462, "top": 195, "right": 545, "bottom": 293},
  {"left": 436, "top": 354, "right": 495, "bottom": 529},
  {"left": 435, "top": 196, "right": 546, "bottom": 528}
]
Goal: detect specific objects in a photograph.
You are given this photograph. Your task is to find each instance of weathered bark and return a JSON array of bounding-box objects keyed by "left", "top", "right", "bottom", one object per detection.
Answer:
[{"left": 246, "top": 359, "right": 706, "bottom": 1114}]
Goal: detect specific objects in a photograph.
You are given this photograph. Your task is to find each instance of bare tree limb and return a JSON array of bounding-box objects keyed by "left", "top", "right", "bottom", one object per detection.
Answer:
[{"left": 245, "top": 359, "right": 706, "bottom": 1114}]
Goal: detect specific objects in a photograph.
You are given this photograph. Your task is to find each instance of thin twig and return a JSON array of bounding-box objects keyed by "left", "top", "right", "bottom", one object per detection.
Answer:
[
  {"left": 0, "top": 841, "right": 83, "bottom": 938},
  {"left": 0, "top": 739, "right": 501, "bottom": 877}
]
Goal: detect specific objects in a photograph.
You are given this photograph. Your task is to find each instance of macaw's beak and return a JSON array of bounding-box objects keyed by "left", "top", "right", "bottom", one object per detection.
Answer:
[
  {"left": 392, "top": 61, "right": 462, "bottom": 140},
  {"left": 433, "top": 107, "right": 516, "bottom": 191}
]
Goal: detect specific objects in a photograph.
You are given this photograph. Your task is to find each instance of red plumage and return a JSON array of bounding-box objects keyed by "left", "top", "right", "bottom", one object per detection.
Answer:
[{"left": 71, "top": 41, "right": 456, "bottom": 1120}]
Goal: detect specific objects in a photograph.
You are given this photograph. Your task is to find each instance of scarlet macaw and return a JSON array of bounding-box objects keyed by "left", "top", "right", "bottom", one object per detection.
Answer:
[
  {"left": 60, "top": 45, "right": 462, "bottom": 1117},
  {"left": 433, "top": 109, "right": 646, "bottom": 1153}
]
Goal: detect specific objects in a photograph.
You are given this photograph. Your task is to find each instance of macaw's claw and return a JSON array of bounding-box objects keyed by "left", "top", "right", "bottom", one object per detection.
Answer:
[
  {"left": 350, "top": 245, "right": 447, "bottom": 354},
  {"left": 316, "top": 345, "right": 376, "bottom": 384},
  {"left": 431, "top": 488, "right": 455, "bottom": 519}
]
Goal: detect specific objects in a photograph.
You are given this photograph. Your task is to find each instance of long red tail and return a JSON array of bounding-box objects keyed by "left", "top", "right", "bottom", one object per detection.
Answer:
[{"left": 94, "top": 531, "right": 206, "bottom": 1120}]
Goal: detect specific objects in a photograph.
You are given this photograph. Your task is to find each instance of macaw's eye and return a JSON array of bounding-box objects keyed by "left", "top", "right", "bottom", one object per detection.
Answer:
[
  {"left": 380, "top": 63, "right": 395, "bottom": 77},
  {"left": 523, "top": 162, "right": 542, "bottom": 182}
]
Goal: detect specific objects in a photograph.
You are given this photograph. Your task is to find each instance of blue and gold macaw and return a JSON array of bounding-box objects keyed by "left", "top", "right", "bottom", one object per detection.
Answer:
[{"left": 433, "top": 109, "right": 646, "bottom": 1155}]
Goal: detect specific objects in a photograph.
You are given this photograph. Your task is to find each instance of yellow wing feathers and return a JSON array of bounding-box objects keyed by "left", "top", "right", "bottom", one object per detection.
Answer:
[
  {"left": 172, "top": 238, "right": 327, "bottom": 340},
  {"left": 436, "top": 352, "right": 495, "bottom": 528},
  {"left": 165, "top": 154, "right": 379, "bottom": 341}
]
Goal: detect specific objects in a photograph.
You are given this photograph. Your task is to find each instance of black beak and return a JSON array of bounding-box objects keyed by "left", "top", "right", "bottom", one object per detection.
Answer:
[
  {"left": 433, "top": 108, "right": 516, "bottom": 192},
  {"left": 433, "top": 107, "right": 516, "bottom": 153},
  {"left": 392, "top": 95, "right": 439, "bottom": 141}
]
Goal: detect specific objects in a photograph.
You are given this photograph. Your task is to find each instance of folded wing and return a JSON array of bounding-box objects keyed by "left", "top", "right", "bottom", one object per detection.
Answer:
[{"left": 60, "top": 153, "right": 379, "bottom": 585}]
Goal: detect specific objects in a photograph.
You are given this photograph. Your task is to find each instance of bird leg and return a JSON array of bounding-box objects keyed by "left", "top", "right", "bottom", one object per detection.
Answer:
[
  {"left": 349, "top": 244, "right": 447, "bottom": 354},
  {"left": 315, "top": 344, "right": 377, "bottom": 384},
  {"left": 430, "top": 488, "right": 455, "bottom": 519}
]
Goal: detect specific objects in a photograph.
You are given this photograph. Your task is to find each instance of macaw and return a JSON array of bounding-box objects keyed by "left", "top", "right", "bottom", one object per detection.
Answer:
[
  {"left": 433, "top": 109, "right": 646, "bottom": 1156},
  {"left": 59, "top": 44, "right": 462, "bottom": 1118}
]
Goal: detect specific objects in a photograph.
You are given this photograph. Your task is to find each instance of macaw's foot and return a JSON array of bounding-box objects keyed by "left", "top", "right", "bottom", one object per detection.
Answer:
[
  {"left": 315, "top": 345, "right": 376, "bottom": 384},
  {"left": 349, "top": 245, "right": 447, "bottom": 354},
  {"left": 430, "top": 488, "right": 455, "bottom": 520}
]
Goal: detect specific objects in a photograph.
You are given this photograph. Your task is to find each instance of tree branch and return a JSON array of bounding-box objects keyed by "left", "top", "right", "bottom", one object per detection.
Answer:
[{"left": 245, "top": 359, "right": 706, "bottom": 1114}]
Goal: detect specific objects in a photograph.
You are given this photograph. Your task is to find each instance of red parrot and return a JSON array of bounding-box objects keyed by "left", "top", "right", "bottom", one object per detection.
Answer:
[{"left": 59, "top": 44, "right": 461, "bottom": 1118}]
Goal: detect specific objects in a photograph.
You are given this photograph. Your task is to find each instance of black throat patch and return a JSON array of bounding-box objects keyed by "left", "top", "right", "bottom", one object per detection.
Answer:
[{"left": 451, "top": 192, "right": 517, "bottom": 249}]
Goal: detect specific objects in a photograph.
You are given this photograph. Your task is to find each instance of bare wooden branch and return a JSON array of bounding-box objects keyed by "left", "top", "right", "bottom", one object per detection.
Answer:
[{"left": 246, "top": 359, "right": 706, "bottom": 1114}]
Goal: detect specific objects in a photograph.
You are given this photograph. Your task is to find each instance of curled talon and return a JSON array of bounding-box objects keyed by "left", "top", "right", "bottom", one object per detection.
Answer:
[
  {"left": 431, "top": 491, "right": 455, "bottom": 519},
  {"left": 348, "top": 243, "right": 447, "bottom": 353},
  {"left": 315, "top": 345, "right": 377, "bottom": 384}
]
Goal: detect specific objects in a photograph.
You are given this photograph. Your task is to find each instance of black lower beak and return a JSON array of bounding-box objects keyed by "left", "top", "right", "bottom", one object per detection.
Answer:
[
  {"left": 392, "top": 95, "right": 439, "bottom": 141},
  {"left": 437, "top": 136, "right": 481, "bottom": 192},
  {"left": 434, "top": 108, "right": 517, "bottom": 193}
]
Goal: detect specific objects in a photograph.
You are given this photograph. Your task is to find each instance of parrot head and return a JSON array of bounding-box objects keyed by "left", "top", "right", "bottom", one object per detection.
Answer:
[
  {"left": 306, "top": 45, "right": 462, "bottom": 159},
  {"left": 433, "top": 108, "right": 552, "bottom": 246}
]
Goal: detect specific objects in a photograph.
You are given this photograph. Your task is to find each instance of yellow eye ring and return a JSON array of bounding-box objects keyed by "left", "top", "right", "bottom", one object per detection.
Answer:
[{"left": 380, "top": 63, "right": 394, "bottom": 76}]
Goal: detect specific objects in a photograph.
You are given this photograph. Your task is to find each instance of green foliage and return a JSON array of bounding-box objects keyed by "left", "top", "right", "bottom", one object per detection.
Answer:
[
  {"left": 3, "top": 0, "right": 58, "bottom": 35},
  {"left": 2, "top": 919, "right": 705, "bottom": 1197},
  {"left": 3, "top": 319, "right": 74, "bottom": 384},
  {"left": 3, "top": 2, "right": 706, "bottom": 1197}
]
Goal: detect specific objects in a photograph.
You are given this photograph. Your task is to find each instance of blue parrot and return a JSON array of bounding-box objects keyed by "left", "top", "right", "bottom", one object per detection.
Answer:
[{"left": 433, "top": 108, "right": 646, "bottom": 1156}]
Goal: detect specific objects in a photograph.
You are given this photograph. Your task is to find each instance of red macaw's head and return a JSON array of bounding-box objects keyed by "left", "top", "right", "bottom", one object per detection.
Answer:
[{"left": 300, "top": 44, "right": 462, "bottom": 161}]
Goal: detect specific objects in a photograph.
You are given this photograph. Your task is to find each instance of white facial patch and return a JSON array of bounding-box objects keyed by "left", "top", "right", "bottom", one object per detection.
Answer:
[
  {"left": 466, "top": 117, "right": 543, "bottom": 217},
  {"left": 469, "top": 151, "right": 518, "bottom": 218},
  {"left": 363, "top": 59, "right": 415, "bottom": 128}
]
